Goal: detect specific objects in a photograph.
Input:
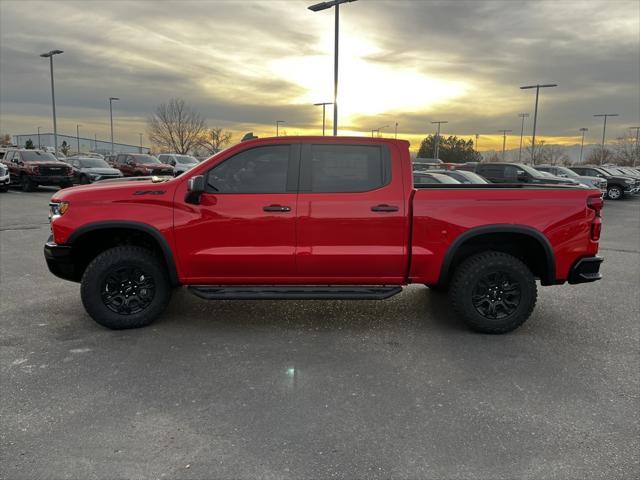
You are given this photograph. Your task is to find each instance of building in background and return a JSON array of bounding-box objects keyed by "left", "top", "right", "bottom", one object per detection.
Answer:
[{"left": 13, "top": 133, "right": 149, "bottom": 155}]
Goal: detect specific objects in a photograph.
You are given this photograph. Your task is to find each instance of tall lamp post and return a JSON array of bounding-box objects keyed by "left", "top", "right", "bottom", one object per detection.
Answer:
[
  {"left": 76, "top": 124, "right": 81, "bottom": 154},
  {"left": 109, "top": 97, "right": 119, "bottom": 154},
  {"left": 517, "top": 113, "right": 529, "bottom": 162},
  {"left": 314, "top": 102, "right": 332, "bottom": 136},
  {"left": 394, "top": 122, "right": 398, "bottom": 139},
  {"left": 308, "top": 0, "right": 358, "bottom": 136},
  {"left": 498, "top": 130, "right": 512, "bottom": 161},
  {"left": 431, "top": 120, "right": 448, "bottom": 159},
  {"left": 39, "top": 49, "right": 64, "bottom": 155},
  {"left": 578, "top": 127, "right": 588, "bottom": 164},
  {"left": 37, "top": 126, "right": 42, "bottom": 149},
  {"left": 630, "top": 126, "right": 640, "bottom": 167},
  {"left": 276, "top": 120, "right": 285, "bottom": 136},
  {"left": 593, "top": 113, "right": 619, "bottom": 165},
  {"left": 139, "top": 133, "right": 143, "bottom": 153},
  {"left": 520, "top": 83, "right": 557, "bottom": 164}
]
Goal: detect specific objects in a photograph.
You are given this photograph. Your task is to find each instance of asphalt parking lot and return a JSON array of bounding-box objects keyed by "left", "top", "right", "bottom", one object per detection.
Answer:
[{"left": 1, "top": 188, "right": 639, "bottom": 479}]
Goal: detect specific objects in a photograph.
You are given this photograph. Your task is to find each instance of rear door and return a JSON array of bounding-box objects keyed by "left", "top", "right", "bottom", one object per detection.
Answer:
[{"left": 295, "top": 142, "right": 407, "bottom": 283}]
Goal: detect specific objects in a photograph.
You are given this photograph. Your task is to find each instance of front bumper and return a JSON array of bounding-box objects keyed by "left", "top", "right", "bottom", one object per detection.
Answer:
[
  {"left": 0, "top": 173, "right": 9, "bottom": 185},
  {"left": 44, "top": 237, "right": 80, "bottom": 282},
  {"left": 568, "top": 256, "right": 603, "bottom": 284},
  {"left": 32, "top": 175, "right": 74, "bottom": 185}
]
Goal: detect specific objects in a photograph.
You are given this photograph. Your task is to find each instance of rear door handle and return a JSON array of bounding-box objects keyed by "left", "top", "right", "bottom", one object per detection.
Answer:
[
  {"left": 263, "top": 204, "right": 291, "bottom": 212},
  {"left": 371, "top": 204, "right": 399, "bottom": 212}
]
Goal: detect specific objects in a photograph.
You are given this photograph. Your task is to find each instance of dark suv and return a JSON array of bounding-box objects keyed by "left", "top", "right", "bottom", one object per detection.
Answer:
[
  {"left": 112, "top": 153, "right": 174, "bottom": 177},
  {"left": 2, "top": 149, "right": 73, "bottom": 191},
  {"left": 475, "top": 163, "right": 579, "bottom": 186},
  {"left": 569, "top": 165, "right": 636, "bottom": 200}
]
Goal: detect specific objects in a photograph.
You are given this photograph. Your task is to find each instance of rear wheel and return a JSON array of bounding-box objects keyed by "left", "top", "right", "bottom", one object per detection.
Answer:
[
  {"left": 80, "top": 246, "right": 172, "bottom": 329},
  {"left": 606, "top": 185, "right": 623, "bottom": 200},
  {"left": 449, "top": 251, "right": 537, "bottom": 334}
]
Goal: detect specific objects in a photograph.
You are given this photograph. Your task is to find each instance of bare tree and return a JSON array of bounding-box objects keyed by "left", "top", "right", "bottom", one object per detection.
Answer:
[
  {"left": 540, "top": 145, "right": 570, "bottom": 165},
  {"left": 0, "top": 133, "right": 12, "bottom": 146},
  {"left": 585, "top": 146, "right": 614, "bottom": 165},
  {"left": 611, "top": 135, "right": 636, "bottom": 166},
  {"left": 524, "top": 138, "right": 545, "bottom": 164},
  {"left": 147, "top": 98, "right": 206, "bottom": 154},
  {"left": 199, "top": 127, "right": 233, "bottom": 155}
]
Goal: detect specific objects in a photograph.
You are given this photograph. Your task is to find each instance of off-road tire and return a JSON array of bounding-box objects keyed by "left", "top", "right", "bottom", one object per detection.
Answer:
[
  {"left": 21, "top": 175, "right": 36, "bottom": 192},
  {"left": 449, "top": 251, "right": 537, "bottom": 334},
  {"left": 606, "top": 185, "right": 623, "bottom": 200},
  {"left": 425, "top": 284, "right": 448, "bottom": 294},
  {"left": 81, "top": 246, "right": 172, "bottom": 329}
]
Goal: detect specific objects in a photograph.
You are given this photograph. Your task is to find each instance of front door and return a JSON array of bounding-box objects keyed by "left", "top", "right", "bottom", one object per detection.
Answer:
[
  {"left": 295, "top": 142, "right": 407, "bottom": 284},
  {"left": 174, "top": 144, "right": 300, "bottom": 284}
]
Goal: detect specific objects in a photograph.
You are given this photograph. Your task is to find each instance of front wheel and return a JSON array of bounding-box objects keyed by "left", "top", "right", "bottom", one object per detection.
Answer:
[
  {"left": 80, "top": 246, "right": 172, "bottom": 329},
  {"left": 606, "top": 185, "right": 623, "bottom": 200},
  {"left": 21, "top": 175, "right": 36, "bottom": 192},
  {"left": 449, "top": 251, "right": 537, "bottom": 334}
]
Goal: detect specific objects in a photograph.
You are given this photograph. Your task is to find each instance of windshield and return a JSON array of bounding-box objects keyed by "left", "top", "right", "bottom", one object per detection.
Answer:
[
  {"left": 134, "top": 155, "right": 161, "bottom": 164},
  {"left": 21, "top": 151, "right": 58, "bottom": 162},
  {"left": 601, "top": 167, "right": 624, "bottom": 176},
  {"left": 452, "top": 171, "right": 489, "bottom": 183},
  {"left": 176, "top": 155, "right": 198, "bottom": 164},
  {"left": 555, "top": 166, "right": 579, "bottom": 178},
  {"left": 519, "top": 164, "right": 546, "bottom": 178},
  {"left": 79, "top": 158, "right": 110, "bottom": 168}
]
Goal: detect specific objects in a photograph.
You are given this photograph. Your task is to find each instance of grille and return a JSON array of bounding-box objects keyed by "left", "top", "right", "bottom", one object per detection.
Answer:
[{"left": 39, "top": 166, "right": 69, "bottom": 176}]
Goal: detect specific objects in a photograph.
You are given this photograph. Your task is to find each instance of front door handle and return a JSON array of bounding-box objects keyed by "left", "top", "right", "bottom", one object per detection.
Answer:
[
  {"left": 263, "top": 204, "right": 291, "bottom": 212},
  {"left": 371, "top": 204, "right": 399, "bottom": 212}
]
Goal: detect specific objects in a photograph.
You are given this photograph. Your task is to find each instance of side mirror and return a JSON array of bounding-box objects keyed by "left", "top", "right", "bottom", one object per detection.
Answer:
[
  {"left": 185, "top": 175, "right": 205, "bottom": 205},
  {"left": 170, "top": 160, "right": 176, "bottom": 166},
  {"left": 126, "top": 160, "right": 134, "bottom": 166}
]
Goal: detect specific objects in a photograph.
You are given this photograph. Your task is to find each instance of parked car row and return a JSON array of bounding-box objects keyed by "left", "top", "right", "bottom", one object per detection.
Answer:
[{"left": 412, "top": 160, "right": 640, "bottom": 200}]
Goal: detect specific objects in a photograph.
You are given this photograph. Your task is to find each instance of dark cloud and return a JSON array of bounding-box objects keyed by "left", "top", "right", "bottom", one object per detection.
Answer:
[{"left": 0, "top": 0, "right": 638, "bottom": 145}]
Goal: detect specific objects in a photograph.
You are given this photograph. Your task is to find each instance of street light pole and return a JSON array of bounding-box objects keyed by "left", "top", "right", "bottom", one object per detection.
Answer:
[
  {"left": 109, "top": 97, "right": 119, "bottom": 155},
  {"left": 139, "top": 133, "right": 143, "bottom": 153},
  {"left": 517, "top": 113, "right": 529, "bottom": 162},
  {"left": 593, "top": 113, "right": 619, "bottom": 165},
  {"left": 520, "top": 83, "right": 557, "bottom": 164},
  {"left": 37, "top": 127, "right": 41, "bottom": 149},
  {"left": 308, "top": 0, "right": 358, "bottom": 136},
  {"left": 498, "top": 129, "right": 512, "bottom": 161},
  {"left": 630, "top": 127, "right": 640, "bottom": 167},
  {"left": 579, "top": 127, "right": 588, "bottom": 164},
  {"left": 276, "top": 120, "right": 285, "bottom": 136},
  {"left": 394, "top": 122, "right": 398, "bottom": 139},
  {"left": 76, "top": 124, "right": 81, "bottom": 154},
  {"left": 94, "top": 133, "right": 97, "bottom": 151},
  {"left": 40, "top": 50, "right": 64, "bottom": 155},
  {"left": 314, "top": 102, "right": 332, "bottom": 136},
  {"left": 431, "top": 120, "right": 448, "bottom": 159}
]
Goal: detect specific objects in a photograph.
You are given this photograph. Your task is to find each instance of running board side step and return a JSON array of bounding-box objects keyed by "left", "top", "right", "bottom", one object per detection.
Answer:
[{"left": 188, "top": 285, "right": 403, "bottom": 300}]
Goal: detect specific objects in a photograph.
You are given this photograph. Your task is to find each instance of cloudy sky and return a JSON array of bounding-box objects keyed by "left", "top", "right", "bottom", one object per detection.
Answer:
[{"left": 0, "top": 0, "right": 638, "bottom": 151}]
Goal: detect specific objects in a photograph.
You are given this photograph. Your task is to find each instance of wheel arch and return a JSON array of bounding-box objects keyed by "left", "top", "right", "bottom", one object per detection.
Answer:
[
  {"left": 438, "top": 225, "right": 556, "bottom": 287},
  {"left": 68, "top": 221, "right": 180, "bottom": 286}
]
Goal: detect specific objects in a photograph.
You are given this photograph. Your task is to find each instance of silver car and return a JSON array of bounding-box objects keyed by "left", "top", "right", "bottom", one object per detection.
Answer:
[
  {"left": 535, "top": 165, "right": 607, "bottom": 194},
  {"left": 157, "top": 153, "right": 199, "bottom": 176}
]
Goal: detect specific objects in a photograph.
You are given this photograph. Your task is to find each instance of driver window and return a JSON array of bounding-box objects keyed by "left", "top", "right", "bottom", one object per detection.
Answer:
[{"left": 206, "top": 145, "right": 290, "bottom": 193}]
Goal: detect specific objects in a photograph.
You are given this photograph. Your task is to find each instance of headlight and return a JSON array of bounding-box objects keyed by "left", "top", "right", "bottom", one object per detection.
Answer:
[
  {"left": 49, "top": 201, "right": 69, "bottom": 219},
  {"left": 624, "top": 179, "right": 633, "bottom": 184},
  {"left": 88, "top": 173, "right": 100, "bottom": 178}
]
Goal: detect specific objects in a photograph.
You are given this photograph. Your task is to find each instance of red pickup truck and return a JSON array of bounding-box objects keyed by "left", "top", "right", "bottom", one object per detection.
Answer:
[{"left": 44, "top": 137, "right": 603, "bottom": 334}]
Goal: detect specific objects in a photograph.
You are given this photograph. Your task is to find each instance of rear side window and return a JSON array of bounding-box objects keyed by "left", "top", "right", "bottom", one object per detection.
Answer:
[
  {"left": 206, "top": 145, "right": 292, "bottom": 193},
  {"left": 301, "top": 144, "right": 390, "bottom": 193},
  {"left": 477, "top": 165, "right": 505, "bottom": 178}
]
